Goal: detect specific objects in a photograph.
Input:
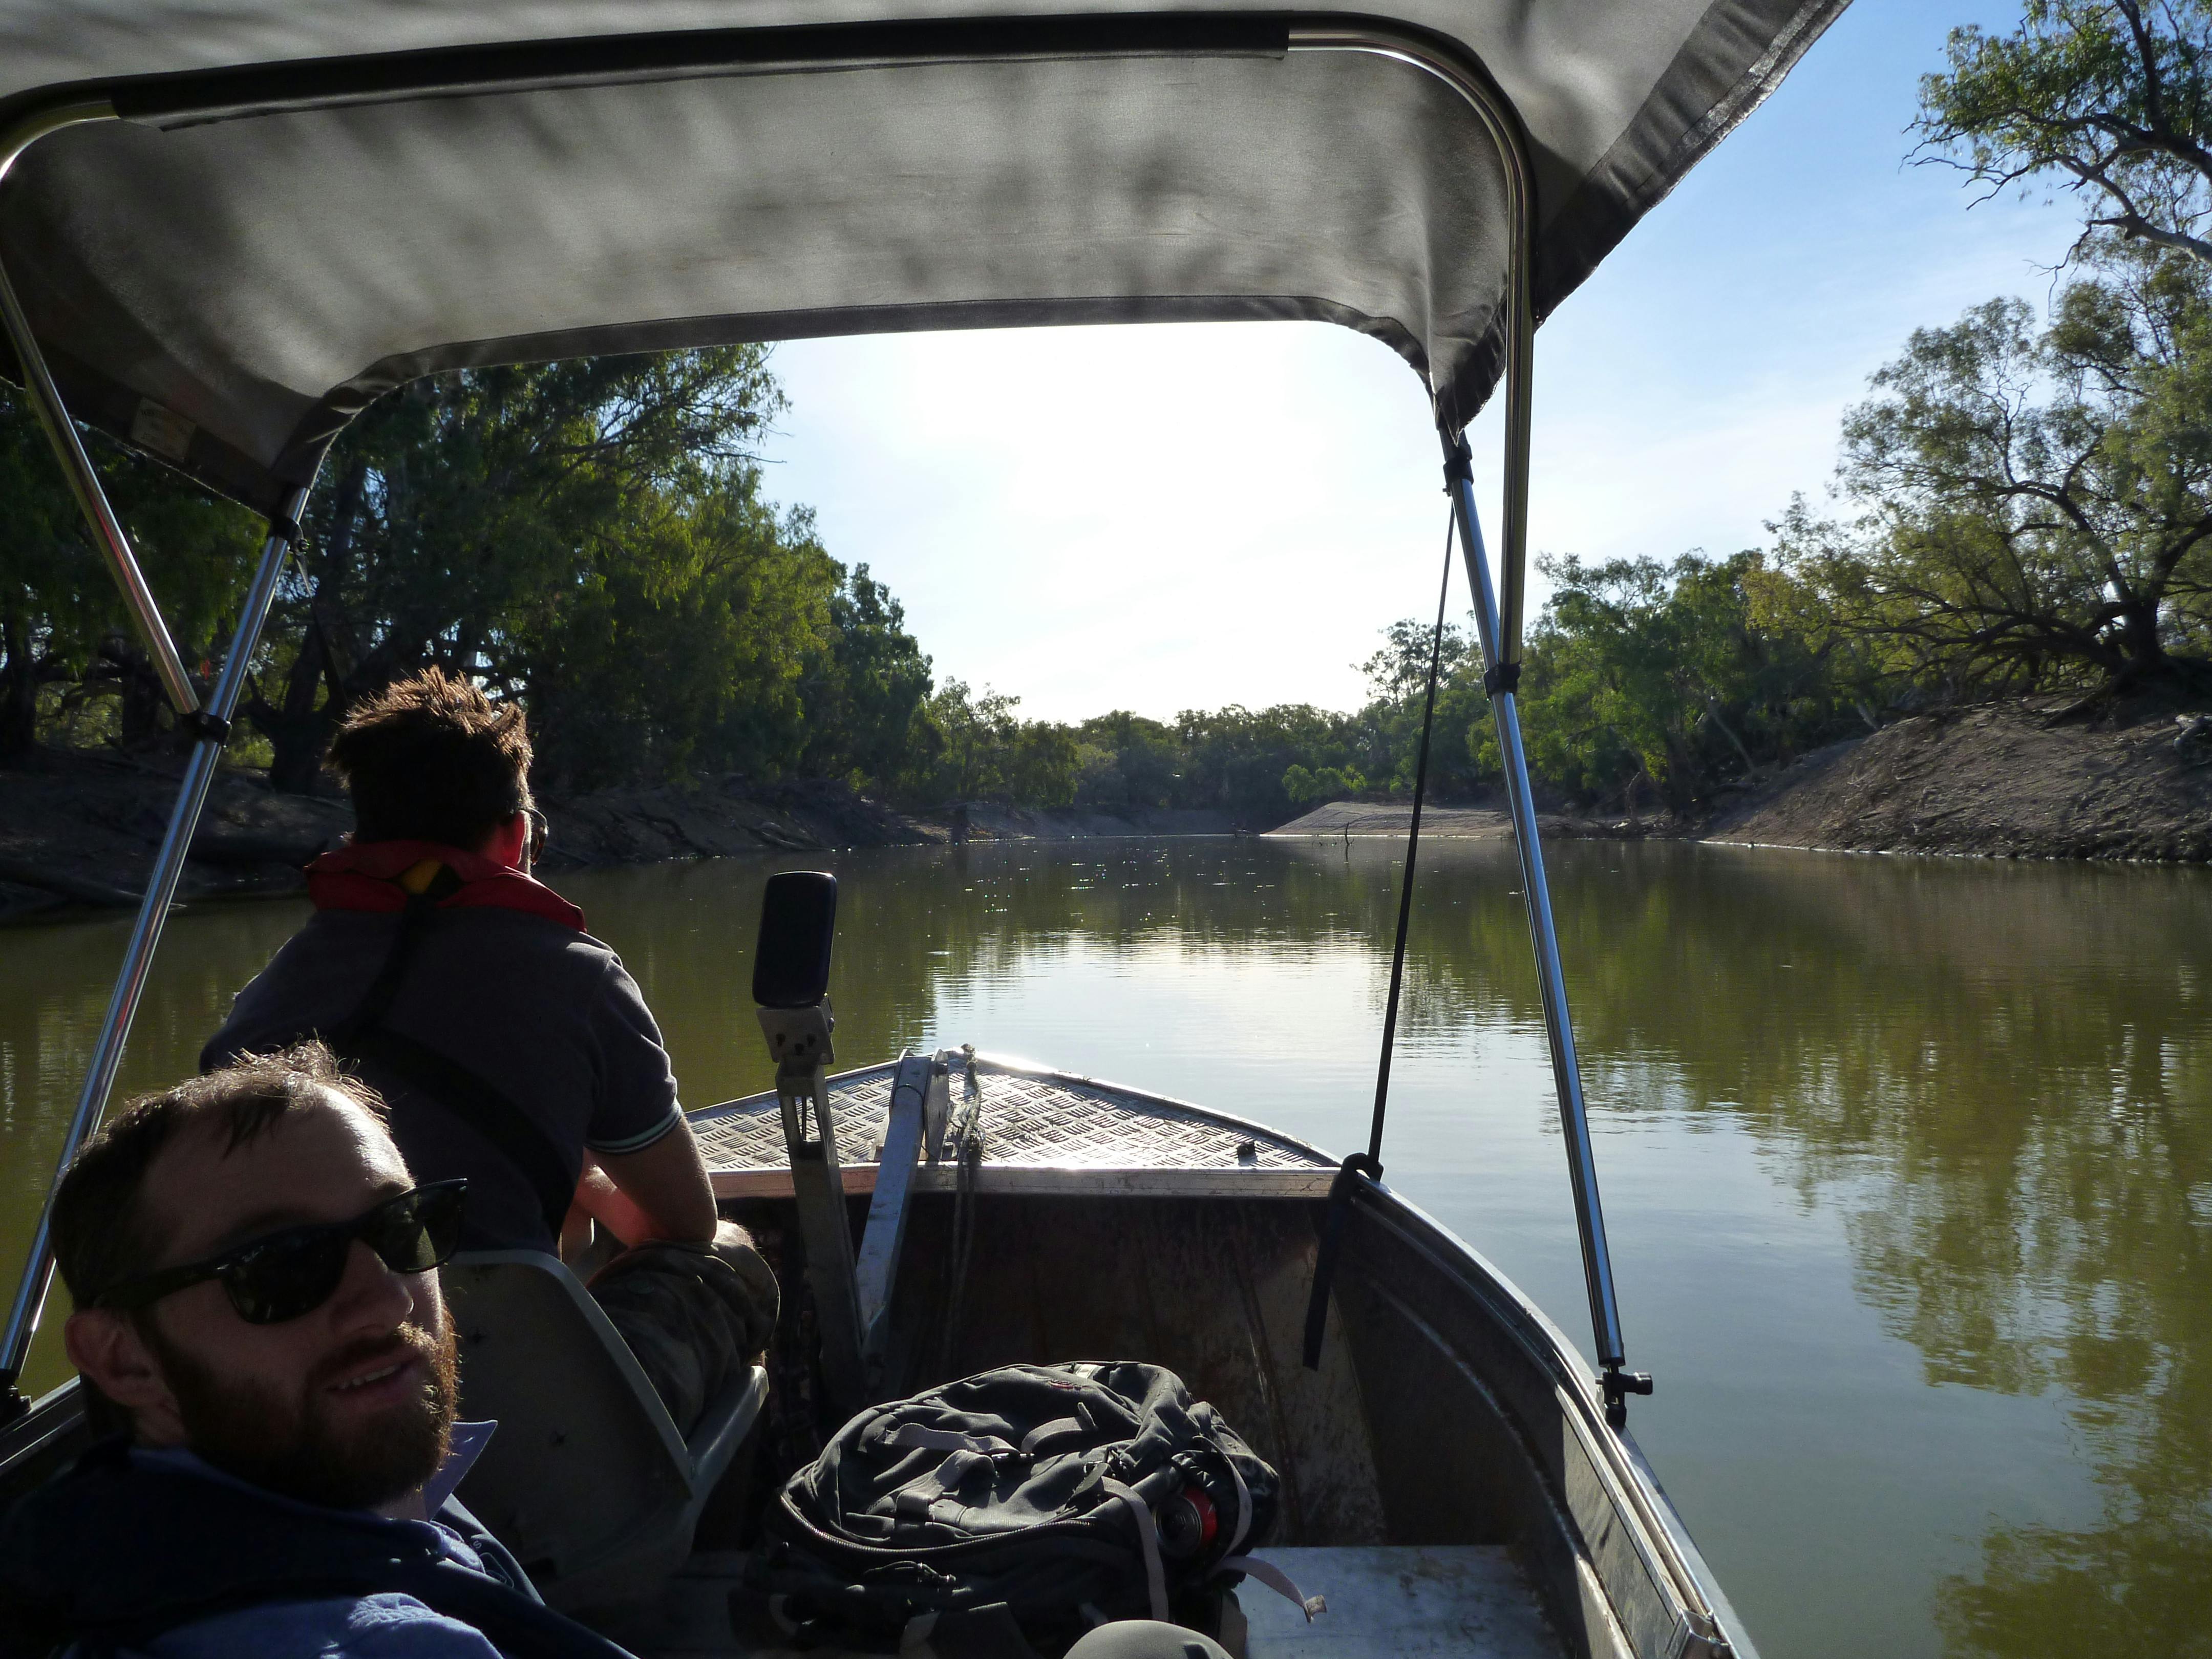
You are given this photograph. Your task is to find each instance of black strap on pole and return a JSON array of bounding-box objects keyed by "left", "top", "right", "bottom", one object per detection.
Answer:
[{"left": 1303, "top": 511, "right": 1456, "bottom": 1370}]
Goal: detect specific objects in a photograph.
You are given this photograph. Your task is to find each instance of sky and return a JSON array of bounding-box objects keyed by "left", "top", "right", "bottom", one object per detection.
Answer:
[{"left": 759, "top": 1, "right": 2079, "bottom": 725}]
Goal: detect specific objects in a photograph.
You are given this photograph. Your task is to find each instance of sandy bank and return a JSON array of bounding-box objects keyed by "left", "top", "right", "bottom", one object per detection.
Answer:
[
  {"left": 1265, "top": 699, "right": 2212, "bottom": 862},
  {"left": 1264, "top": 798, "right": 1677, "bottom": 842},
  {"left": 1706, "top": 698, "right": 2212, "bottom": 861}
]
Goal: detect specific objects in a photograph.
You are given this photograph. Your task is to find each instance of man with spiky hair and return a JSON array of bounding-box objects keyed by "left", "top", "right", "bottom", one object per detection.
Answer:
[
  {"left": 204, "top": 669, "right": 773, "bottom": 1433},
  {"left": 0, "top": 1045, "right": 630, "bottom": 1657}
]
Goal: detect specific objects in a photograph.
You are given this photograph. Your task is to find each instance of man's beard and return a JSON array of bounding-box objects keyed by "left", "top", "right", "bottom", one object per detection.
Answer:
[{"left": 145, "top": 1315, "right": 459, "bottom": 1512}]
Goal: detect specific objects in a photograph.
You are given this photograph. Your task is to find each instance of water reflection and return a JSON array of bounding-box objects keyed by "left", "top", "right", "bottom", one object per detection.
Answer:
[{"left": 0, "top": 838, "right": 2204, "bottom": 1659}]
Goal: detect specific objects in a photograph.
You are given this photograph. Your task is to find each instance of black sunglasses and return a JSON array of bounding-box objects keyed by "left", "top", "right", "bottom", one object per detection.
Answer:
[
  {"left": 522, "top": 806, "right": 549, "bottom": 866},
  {"left": 96, "top": 1180, "right": 469, "bottom": 1326}
]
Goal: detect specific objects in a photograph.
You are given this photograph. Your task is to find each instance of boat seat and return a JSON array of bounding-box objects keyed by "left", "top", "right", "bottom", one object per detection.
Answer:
[
  {"left": 442, "top": 1249, "right": 767, "bottom": 1612},
  {"left": 1238, "top": 1547, "right": 1564, "bottom": 1658}
]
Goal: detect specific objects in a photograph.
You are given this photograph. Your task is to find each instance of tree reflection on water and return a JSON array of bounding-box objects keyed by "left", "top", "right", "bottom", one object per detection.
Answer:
[{"left": 1304, "top": 840, "right": 2212, "bottom": 1658}]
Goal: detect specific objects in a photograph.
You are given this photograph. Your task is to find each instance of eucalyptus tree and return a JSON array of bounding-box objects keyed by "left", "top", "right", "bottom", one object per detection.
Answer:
[
  {"left": 795, "top": 562, "right": 937, "bottom": 790},
  {"left": 1781, "top": 247, "right": 2212, "bottom": 696},
  {"left": 1920, "top": 1, "right": 2212, "bottom": 265},
  {"left": 1511, "top": 550, "right": 1869, "bottom": 812},
  {"left": 245, "top": 347, "right": 784, "bottom": 790}
]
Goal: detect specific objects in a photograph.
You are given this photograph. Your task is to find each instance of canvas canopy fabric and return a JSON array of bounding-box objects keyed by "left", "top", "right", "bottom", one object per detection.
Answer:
[{"left": 0, "top": 1, "right": 1845, "bottom": 515}]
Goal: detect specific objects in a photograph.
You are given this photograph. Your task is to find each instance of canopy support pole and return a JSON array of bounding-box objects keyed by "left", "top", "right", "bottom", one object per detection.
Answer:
[
  {"left": 0, "top": 499, "right": 303, "bottom": 1411},
  {"left": 0, "top": 183, "right": 310, "bottom": 1409},
  {"left": 1444, "top": 434, "right": 1649, "bottom": 1422},
  {"left": 1298, "top": 20, "right": 1650, "bottom": 1421}
]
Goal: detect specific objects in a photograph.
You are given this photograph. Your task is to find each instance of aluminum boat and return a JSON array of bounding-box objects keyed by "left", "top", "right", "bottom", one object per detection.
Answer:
[{"left": 0, "top": 2, "right": 1851, "bottom": 1651}]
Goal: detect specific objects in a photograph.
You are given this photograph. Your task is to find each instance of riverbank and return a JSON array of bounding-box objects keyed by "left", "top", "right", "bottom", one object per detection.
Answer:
[
  {"left": 1705, "top": 696, "right": 2212, "bottom": 861},
  {"left": 1264, "top": 799, "right": 1678, "bottom": 841},
  {"left": 4, "top": 694, "right": 2203, "bottom": 920},
  {"left": 0, "top": 750, "right": 1243, "bottom": 921},
  {"left": 1270, "top": 696, "right": 2212, "bottom": 862}
]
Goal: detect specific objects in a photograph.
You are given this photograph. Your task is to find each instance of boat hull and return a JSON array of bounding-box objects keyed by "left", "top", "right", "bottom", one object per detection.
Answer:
[{"left": 690, "top": 1053, "right": 1753, "bottom": 1659}]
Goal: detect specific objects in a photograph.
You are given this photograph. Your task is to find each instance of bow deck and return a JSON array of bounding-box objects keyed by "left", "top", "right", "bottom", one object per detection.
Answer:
[{"left": 690, "top": 1054, "right": 1342, "bottom": 1199}]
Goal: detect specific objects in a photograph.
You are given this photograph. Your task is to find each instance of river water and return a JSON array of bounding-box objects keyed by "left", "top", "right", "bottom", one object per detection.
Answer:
[{"left": 2, "top": 836, "right": 2206, "bottom": 1658}]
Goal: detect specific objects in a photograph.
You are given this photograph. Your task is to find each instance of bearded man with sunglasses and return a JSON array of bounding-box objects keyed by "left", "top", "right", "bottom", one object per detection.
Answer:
[
  {"left": 0, "top": 1046, "right": 630, "bottom": 1657},
  {"left": 202, "top": 669, "right": 774, "bottom": 1435}
]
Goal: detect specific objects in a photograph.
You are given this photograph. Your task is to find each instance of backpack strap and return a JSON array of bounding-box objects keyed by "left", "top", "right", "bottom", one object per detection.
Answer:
[
  {"left": 1100, "top": 1481, "right": 1169, "bottom": 1622},
  {"left": 1216, "top": 1556, "right": 1325, "bottom": 1621},
  {"left": 325, "top": 875, "right": 577, "bottom": 1244}
]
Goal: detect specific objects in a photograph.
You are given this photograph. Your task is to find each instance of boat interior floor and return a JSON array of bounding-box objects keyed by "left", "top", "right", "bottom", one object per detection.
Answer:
[
  {"left": 553, "top": 1061, "right": 1637, "bottom": 1658},
  {"left": 558, "top": 1183, "right": 1578, "bottom": 1658},
  {"left": 599, "top": 1545, "right": 1564, "bottom": 1658}
]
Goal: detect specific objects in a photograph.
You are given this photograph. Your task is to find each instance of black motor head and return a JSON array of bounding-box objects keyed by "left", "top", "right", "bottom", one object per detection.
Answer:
[{"left": 753, "top": 870, "right": 838, "bottom": 1009}]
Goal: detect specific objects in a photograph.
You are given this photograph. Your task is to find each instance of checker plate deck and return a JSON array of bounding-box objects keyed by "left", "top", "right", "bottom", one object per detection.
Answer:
[{"left": 689, "top": 1054, "right": 1338, "bottom": 1198}]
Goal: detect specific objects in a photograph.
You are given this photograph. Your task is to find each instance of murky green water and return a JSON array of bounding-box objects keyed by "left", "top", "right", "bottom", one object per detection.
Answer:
[{"left": 3, "top": 837, "right": 2207, "bottom": 1658}]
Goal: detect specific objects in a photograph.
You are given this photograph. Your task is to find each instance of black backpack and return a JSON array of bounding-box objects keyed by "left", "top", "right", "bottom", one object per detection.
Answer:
[{"left": 746, "top": 1360, "right": 1314, "bottom": 1656}]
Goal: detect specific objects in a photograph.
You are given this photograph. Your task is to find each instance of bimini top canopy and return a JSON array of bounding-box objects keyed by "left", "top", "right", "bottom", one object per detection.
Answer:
[{"left": 0, "top": 1, "right": 1842, "bottom": 516}]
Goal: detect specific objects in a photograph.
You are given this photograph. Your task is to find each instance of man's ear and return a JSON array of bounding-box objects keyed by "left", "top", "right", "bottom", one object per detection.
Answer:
[
  {"left": 480, "top": 812, "right": 528, "bottom": 869},
  {"left": 65, "top": 1308, "right": 182, "bottom": 1444}
]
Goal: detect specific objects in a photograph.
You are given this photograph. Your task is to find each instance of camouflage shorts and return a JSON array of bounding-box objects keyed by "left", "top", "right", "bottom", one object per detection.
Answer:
[{"left": 589, "top": 1221, "right": 780, "bottom": 1435}]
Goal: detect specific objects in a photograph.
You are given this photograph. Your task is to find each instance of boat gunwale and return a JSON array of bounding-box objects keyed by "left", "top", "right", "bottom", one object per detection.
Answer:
[{"left": 1344, "top": 1182, "right": 1746, "bottom": 1659}]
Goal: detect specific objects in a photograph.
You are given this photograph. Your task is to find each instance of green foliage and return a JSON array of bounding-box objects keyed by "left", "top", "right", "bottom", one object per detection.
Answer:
[
  {"left": 1511, "top": 550, "right": 1873, "bottom": 812},
  {"left": 1356, "top": 614, "right": 1492, "bottom": 799},
  {"left": 1919, "top": 2, "right": 2212, "bottom": 265},
  {"left": 2, "top": 351, "right": 946, "bottom": 803},
  {"left": 0, "top": 387, "right": 264, "bottom": 758},
  {"left": 1778, "top": 248, "right": 2212, "bottom": 694},
  {"left": 799, "top": 563, "right": 937, "bottom": 788},
  {"left": 516, "top": 475, "right": 841, "bottom": 791},
  {"left": 1282, "top": 762, "right": 1366, "bottom": 807},
  {"left": 1072, "top": 711, "right": 1184, "bottom": 810},
  {"left": 248, "top": 349, "right": 801, "bottom": 790},
  {"left": 902, "top": 683, "right": 1080, "bottom": 808}
]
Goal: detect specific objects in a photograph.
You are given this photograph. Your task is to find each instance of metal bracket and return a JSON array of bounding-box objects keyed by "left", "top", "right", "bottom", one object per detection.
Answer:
[
  {"left": 855, "top": 1050, "right": 930, "bottom": 1367},
  {"left": 758, "top": 1002, "right": 866, "bottom": 1416},
  {"left": 1601, "top": 1365, "right": 1654, "bottom": 1427},
  {"left": 181, "top": 708, "right": 232, "bottom": 745},
  {"left": 759, "top": 1002, "right": 836, "bottom": 1079}
]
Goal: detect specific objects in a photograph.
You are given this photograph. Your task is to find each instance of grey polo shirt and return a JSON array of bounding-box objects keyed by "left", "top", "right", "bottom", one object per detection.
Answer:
[{"left": 202, "top": 907, "right": 682, "bottom": 1251}]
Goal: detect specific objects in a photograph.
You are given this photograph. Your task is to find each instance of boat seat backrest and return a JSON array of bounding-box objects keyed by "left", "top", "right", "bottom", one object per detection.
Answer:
[{"left": 441, "top": 1249, "right": 765, "bottom": 1611}]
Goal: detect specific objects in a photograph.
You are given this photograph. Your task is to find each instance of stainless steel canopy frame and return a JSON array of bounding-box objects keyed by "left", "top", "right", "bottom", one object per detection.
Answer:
[
  {"left": 0, "top": 491, "right": 309, "bottom": 1400},
  {"left": 0, "top": 14, "right": 1629, "bottom": 1416}
]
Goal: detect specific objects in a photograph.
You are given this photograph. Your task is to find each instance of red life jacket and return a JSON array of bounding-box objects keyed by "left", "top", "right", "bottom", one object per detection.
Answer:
[{"left": 305, "top": 840, "right": 585, "bottom": 932}]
